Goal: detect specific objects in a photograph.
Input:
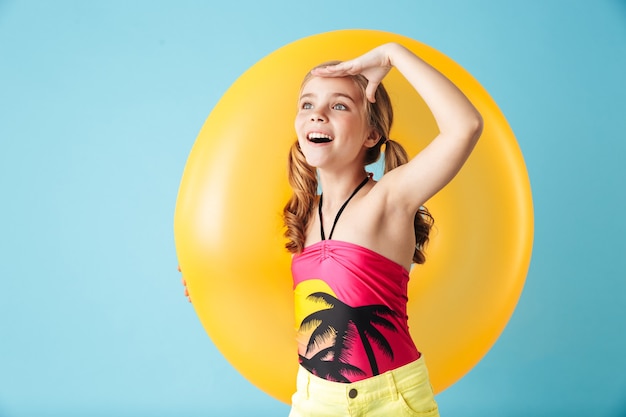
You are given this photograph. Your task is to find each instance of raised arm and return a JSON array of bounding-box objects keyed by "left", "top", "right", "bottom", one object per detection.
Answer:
[{"left": 312, "top": 42, "right": 483, "bottom": 212}]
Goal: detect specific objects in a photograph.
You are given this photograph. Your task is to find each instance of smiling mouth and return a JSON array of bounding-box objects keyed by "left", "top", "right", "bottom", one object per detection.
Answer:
[{"left": 307, "top": 132, "right": 333, "bottom": 143}]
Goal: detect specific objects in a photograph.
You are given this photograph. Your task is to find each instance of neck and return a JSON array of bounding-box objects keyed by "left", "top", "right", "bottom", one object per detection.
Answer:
[{"left": 318, "top": 169, "right": 369, "bottom": 207}]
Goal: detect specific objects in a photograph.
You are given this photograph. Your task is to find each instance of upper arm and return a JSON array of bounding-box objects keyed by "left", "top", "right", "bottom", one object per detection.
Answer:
[{"left": 378, "top": 120, "right": 483, "bottom": 215}]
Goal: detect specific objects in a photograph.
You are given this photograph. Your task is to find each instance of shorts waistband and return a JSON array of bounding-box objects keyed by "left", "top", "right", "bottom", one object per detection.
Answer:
[{"left": 295, "top": 356, "right": 430, "bottom": 404}]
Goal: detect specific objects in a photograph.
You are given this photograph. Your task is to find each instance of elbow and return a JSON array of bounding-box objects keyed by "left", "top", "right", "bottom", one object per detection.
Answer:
[
  {"left": 441, "top": 109, "right": 483, "bottom": 146},
  {"left": 469, "top": 111, "right": 483, "bottom": 144}
]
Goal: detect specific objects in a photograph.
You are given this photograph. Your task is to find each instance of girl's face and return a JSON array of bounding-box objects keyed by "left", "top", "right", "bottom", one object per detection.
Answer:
[{"left": 295, "top": 76, "right": 379, "bottom": 170}]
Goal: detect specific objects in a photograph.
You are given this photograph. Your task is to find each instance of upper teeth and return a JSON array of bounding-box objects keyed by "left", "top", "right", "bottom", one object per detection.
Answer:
[{"left": 308, "top": 133, "right": 332, "bottom": 140}]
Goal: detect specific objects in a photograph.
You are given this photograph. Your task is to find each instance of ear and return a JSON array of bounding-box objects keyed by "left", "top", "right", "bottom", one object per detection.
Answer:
[{"left": 364, "top": 128, "right": 382, "bottom": 148}]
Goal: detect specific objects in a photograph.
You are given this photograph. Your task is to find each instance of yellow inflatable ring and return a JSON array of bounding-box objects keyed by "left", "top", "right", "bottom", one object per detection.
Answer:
[{"left": 174, "top": 29, "right": 533, "bottom": 403}]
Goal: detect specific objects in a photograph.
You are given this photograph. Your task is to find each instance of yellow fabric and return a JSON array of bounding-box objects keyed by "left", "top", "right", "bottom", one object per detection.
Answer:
[{"left": 289, "top": 357, "right": 439, "bottom": 417}]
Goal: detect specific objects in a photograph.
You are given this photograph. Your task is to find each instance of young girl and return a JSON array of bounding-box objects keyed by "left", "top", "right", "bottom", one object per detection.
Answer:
[
  {"left": 283, "top": 42, "right": 482, "bottom": 416},
  {"left": 182, "top": 42, "right": 481, "bottom": 416}
]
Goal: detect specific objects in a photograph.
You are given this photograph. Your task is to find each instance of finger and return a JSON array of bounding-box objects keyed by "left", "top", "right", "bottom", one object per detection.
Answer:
[
  {"left": 177, "top": 264, "right": 181, "bottom": 272},
  {"left": 310, "top": 66, "right": 337, "bottom": 77},
  {"left": 181, "top": 277, "right": 186, "bottom": 286},
  {"left": 365, "top": 82, "right": 379, "bottom": 103},
  {"left": 311, "top": 62, "right": 353, "bottom": 77},
  {"left": 184, "top": 288, "right": 189, "bottom": 297}
]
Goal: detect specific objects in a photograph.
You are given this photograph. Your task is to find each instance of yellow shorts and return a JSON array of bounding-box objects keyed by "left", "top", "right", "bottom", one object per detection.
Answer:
[{"left": 288, "top": 356, "right": 439, "bottom": 417}]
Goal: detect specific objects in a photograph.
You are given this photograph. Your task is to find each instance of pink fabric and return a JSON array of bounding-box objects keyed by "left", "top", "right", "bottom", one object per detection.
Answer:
[{"left": 292, "top": 240, "right": 420, "bottom": 383}]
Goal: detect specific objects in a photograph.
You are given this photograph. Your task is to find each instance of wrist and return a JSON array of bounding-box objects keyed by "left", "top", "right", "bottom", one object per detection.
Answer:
[{"left": 385, "top": 42, "right": 409, "bottom": 67}]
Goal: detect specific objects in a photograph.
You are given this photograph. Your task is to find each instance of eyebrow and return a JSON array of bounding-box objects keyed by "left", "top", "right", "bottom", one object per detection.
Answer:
[{"left": 299, "top": 92, "right": 357, "bottom": 103}]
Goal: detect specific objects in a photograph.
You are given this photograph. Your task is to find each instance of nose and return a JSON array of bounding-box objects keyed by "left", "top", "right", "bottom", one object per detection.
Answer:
[{"left": 310, "top": 109, "right": 326, "bottom": 122}]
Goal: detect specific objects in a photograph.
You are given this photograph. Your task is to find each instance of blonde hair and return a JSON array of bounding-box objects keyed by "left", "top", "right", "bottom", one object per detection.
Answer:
[{"left": 283, "top": 63, "right": 433, "bottom": 264}]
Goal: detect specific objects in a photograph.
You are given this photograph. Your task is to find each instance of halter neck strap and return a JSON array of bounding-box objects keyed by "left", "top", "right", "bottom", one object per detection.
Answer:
[{"left": 319, "top": 175, "right": 370, "bottom": 241}]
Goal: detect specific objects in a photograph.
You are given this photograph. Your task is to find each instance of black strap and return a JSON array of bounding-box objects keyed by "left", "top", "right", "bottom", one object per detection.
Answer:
[{"left": 319, "top": 176, "right": 370, "bottom": 240}]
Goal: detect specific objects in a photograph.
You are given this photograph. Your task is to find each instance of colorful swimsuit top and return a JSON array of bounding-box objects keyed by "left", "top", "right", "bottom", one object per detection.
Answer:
[{"left": 292, "top": 176, "right": 420, "bottom": 383}]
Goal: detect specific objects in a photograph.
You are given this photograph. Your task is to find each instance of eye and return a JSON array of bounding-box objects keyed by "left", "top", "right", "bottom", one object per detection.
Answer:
[
  {"left": 333, "top": 103, "right": 347, "bottom": 111},
  {"left": 301, "top": 102, "right": 313, "bottom": 110}
]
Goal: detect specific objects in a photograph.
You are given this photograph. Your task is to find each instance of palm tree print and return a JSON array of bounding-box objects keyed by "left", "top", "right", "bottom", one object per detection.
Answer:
[
  {"left": 299, "top": 292, "right": 399, "bottom": 381},
  {"left": 298, "top": 351, "right": 364, "bottom": 383}
]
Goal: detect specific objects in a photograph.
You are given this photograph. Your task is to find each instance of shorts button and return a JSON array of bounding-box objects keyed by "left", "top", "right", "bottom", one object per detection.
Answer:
[{"left": 348, "top": 388, "right": 358, "bottom": 399}]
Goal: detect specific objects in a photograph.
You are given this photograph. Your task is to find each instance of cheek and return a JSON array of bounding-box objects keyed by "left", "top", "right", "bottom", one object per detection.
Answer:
[
  {"left": 294, "top": 114, "right": 304, "bottom": 133},
  {"left": 294, "top": 115, "right": 308, "bottom": 140}
]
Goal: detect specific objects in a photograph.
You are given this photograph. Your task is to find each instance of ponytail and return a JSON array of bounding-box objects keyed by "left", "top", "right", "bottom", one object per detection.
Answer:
[{"left": 283, "top": 141, "right": 317, "bottom": 254}]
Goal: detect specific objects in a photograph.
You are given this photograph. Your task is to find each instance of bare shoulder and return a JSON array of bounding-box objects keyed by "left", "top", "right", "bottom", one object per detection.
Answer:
[{"left": 334, "top": 181, "right": 418, "bottom": 269}]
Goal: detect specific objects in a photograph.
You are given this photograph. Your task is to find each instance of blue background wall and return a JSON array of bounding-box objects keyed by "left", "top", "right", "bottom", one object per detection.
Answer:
[{"left": 1, "top": 1, "right": 625, "bottom": 416}]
